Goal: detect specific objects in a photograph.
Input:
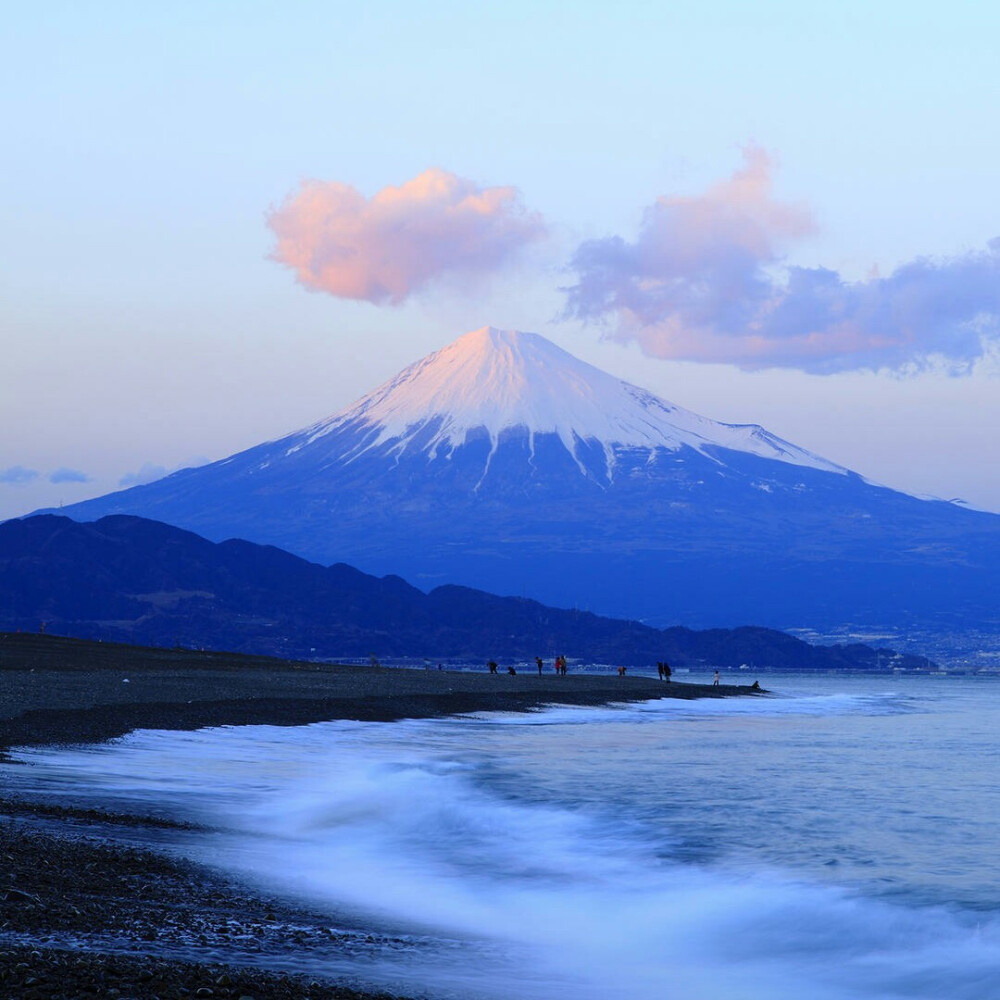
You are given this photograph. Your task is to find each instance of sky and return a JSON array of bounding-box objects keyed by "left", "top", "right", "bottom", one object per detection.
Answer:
[{"left": 4, "top": 1, "right": 1000, "bottom": 520}]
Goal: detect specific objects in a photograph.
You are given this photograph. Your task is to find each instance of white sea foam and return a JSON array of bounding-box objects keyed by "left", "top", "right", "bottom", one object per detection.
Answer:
[
  {"left": 469, "top": 688, "right": 916, "bottom": 727},
  {"left": 216, "top": 744, "right": 998, "bottom": 1000},
  {"left": 7, "top": 683, "right": 999, "bottom": 999}
]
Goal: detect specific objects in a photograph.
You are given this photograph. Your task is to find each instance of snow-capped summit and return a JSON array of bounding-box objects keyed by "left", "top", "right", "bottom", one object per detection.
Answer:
[{"left": 291, "top": 326, "right": 844, "bottom": 477}]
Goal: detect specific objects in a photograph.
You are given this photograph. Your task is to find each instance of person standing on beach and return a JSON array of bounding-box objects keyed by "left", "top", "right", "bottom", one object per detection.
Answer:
[
  {"left": 713, "top": 670, "right": 720, "bottom": 686},
  {"left": 488, "top": 660, "right": 498, "bottom": 674},
  {"left": 663, "top": 661, "right": 671, "bottom": 682},
  {"left": 536, "top": 656, "right": 543, "bottom": 675}
]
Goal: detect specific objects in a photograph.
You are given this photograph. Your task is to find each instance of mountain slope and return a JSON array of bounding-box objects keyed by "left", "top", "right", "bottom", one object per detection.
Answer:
[
  {"left": 44, "top": 327, "right": 1000, "bottom": 635},
  {"left": 0, "top": 514, "right": 935, "bottom": 670}
]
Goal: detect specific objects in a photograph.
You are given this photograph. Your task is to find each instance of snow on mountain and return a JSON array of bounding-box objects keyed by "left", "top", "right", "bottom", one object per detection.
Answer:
[
  {"left": 36, "top": 324, "right": 1000, "bottom": 638},
  {"left": 286, "top": 326, "right": 846, "bottom": 478}
]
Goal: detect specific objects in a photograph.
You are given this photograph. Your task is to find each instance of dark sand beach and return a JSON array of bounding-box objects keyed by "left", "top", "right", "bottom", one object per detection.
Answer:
[{"left": 1, "top": 633, "right": 760, "bottom": 999}]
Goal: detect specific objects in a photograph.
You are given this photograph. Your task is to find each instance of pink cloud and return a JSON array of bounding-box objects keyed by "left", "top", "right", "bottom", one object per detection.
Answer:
[
  {"left": 563, "top": 147, "right": 1000, "bottom": 373},
  {"left": 268, "top": 168, "right": 546, "bottom": 305}
]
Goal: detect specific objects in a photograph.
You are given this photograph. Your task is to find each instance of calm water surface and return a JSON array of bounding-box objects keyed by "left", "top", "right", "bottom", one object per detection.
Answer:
[{"left": 6, "top": 674, "right": 1000, "bottom": 999}]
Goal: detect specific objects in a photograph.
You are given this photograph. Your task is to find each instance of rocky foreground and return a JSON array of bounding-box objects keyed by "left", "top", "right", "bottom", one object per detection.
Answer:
[
  {"left": 0, "top": 633, "right": 762, "bottom": 998},
  {"left": 1, "top": 809, "right": 410, "bottom": 1000}
]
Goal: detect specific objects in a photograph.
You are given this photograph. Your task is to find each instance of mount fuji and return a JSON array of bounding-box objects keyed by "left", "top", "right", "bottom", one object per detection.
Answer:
[{"left": 44, "top": 327, "right": 1000, "bottom": 636}]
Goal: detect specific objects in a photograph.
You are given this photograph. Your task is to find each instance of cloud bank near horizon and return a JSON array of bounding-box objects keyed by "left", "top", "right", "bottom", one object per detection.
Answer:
[
  {"left": 562, "top": 147, "right": 1000, "bottom": 374},
  {"left": 0, "top": 466, "right": 40, "bottom": 486},
  {"left": 49, "top": 467, "right": 91, "bottom": 484},
  {"left": 119, "top": 462, "right": 170, "bottom": 487},
  {"left": 268, "top": 168, "right": 546, "bottom": 306}
]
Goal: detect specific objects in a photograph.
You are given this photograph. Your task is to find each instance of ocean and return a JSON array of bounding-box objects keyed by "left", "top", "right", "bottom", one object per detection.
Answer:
[{"left": 6, "top": 673, "right": 1000, "bottom": 999}]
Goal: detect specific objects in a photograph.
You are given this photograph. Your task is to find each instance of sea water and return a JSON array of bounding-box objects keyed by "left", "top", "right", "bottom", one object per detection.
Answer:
[{"left": 5, "top": 674, "right": 1000, "bottom": 999}]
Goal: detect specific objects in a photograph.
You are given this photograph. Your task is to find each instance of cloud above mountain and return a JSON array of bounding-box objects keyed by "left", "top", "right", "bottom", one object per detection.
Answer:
[
  {"left": 268, "top": 168, "right": 546, "bottom": 305},
  {"left": 563, "top": 147, "right": 1000, "bottom": 373}
]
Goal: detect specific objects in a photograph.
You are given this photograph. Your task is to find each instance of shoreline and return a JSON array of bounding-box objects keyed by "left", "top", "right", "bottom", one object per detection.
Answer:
[
  {"left": 0, "top": 632, "right": 755, "bottom": 753},
  {"left": 1, "top": 633, "right": 762, "bottom": 998}
]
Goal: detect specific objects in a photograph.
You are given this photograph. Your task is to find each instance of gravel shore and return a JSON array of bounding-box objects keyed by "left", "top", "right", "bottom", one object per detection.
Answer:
[
  {"left": 1, "top": 817, "right": 408, "bottom": 1000},
  {"left": 1, "top": 632, "right": 761, "bottom": 998},
  {"left": 0, "top": 633, "right": 744, "bottom": 751}
]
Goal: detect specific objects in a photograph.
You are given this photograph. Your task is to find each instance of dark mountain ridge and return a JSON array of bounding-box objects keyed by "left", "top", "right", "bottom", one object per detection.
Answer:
[{"left": 0, "top": 514, "right": 935, "bottom": 671}]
